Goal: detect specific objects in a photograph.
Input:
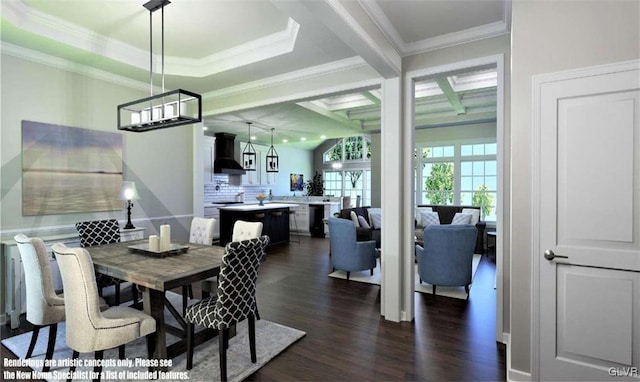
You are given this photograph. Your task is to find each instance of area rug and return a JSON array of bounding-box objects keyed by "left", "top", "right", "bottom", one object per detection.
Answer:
[
  {"left": 329, "top": 254, "right": 482, "bottom": 299},
  {"left": 2, "top": 292, "right": 305, "bottom": 382}
]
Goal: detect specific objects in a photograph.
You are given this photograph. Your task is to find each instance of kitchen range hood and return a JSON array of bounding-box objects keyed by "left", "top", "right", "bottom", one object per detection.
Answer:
[{"left": 213, "top": 133, "right": 246, "bottom": 175}]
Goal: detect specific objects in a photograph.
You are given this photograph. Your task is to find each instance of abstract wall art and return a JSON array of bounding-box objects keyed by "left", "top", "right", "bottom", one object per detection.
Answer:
[{"left": 22, "top": 120, "right": 123, "bottom": 215}]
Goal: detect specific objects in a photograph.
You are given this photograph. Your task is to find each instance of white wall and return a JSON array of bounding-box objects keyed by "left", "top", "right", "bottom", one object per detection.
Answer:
[
  {"left": 510, "top": 0, "right": 640, "bottom": 376},
  {"left": 0, "top": 55, "right": 195, "bottom": 234}
]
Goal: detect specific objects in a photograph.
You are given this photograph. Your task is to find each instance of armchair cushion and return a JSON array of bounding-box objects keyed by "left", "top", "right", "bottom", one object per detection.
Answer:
[
  {"left": 451, "top": 212, "right": 472, "bottom": 225},
  {"left": 350, "top": 211, "right": 360, "bottom": 227},
  {"left": 367, "top": 208, "right": 382, "bottom": 229},
  {"left": 357, "top": 215, "right": 370, "bottom": 228}
]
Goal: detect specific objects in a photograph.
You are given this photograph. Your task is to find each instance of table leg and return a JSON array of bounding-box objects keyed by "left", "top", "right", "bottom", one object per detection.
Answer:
[{"left": 143, "top": 288, "right": 167, "bottom": 368}]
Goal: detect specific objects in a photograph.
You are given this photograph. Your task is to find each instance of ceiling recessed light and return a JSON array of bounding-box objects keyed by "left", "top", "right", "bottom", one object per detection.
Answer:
[
  {"left": 203, "top": 126, "right": 208, "bottom": 131},
  {"left": 320, "top": 135, "right": 326, "bottom": 139},
  {"left": 301, "top": 137, "right": 306, "bottom": 141},
  {"left": 250, "top": 136, "right": 256, "bottom": 140},
  {"left": 282, "top": 139, "right": 288, "bottom": 143}
]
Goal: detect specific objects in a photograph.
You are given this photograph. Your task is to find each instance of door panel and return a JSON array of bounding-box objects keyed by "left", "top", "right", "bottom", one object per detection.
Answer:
[{"left": 538, "top": 63, "right": 640, "bottom": 380}]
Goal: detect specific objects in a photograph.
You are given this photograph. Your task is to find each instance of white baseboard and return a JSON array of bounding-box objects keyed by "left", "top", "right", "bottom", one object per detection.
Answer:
[{"left": 505, "top": 333, "right": 532, "bottom": 382}]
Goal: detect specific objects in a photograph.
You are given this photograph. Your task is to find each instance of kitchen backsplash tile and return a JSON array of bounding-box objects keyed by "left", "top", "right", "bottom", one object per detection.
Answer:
[{"left": 205, "top": 174, "right": 272, "bottom": 203}]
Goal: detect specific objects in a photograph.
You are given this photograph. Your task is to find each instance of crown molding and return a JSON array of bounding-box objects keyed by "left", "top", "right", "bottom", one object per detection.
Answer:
[
  {"left": 202, "top": 56, "right": 368, "bottom": 99},
  {"left": 0, "top": 42, "right": 151, "bottom": 92},
  {"left": 165, "top": 18, "right": 300, "bottom": 77},
  {"left": 2, "top": 1, "right": 300, "bottom": 78},
  {"left": 359, "top": 0, "right": 511, "bottom": 57}
]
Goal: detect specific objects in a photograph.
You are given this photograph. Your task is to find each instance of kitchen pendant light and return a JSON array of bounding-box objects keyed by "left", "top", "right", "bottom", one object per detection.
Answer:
[
  {"left": 266, "top": 128, "right": 279, "bottom": 173},
  {"left": 242, "top": 122, "right": 257, "bottom": 171},
  {"left": 117, "top": 0, "right": 201, "bottom": 132}
]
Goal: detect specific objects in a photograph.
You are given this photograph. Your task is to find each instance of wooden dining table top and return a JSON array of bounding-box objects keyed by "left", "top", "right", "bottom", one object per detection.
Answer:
[{"left": 87, "top": 239, "right": 224, "bottom": 291}]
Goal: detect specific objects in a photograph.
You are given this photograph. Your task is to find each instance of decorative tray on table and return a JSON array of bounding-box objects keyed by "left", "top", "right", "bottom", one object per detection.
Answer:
[{"left": 127, "top": 243, "right": 189, "bottom": 258}]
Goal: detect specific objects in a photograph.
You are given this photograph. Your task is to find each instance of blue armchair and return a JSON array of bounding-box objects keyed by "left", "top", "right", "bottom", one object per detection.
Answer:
[
  {"left": 415, "top": 225, "right": 477, "bottom": 299},
  {"left": 328, "top": 217, "right": 377, "bottom": 280}
]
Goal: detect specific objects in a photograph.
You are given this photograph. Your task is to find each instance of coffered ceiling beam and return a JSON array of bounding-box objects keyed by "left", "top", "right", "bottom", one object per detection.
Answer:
[
  {"left": 361, "top": 91, "right": 381, "bottom": 106},
  {"left": 279, "top": 0, "right": 401, "bottom": 78},
  {"left": 435, "top": 77, "right": 466, "bottom": 115},
  {"left": 297, "top": 101, "right": 364, "bottom": 132}
]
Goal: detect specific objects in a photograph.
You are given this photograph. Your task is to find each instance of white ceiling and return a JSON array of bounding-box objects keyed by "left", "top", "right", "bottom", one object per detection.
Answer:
[{"left": 1, "top": 0, "right": 509, "bottom": 149}]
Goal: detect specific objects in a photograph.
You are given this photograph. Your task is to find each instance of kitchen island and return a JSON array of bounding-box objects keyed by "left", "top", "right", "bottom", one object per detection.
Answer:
[{"left": 219, "top": 203, "right": 299, "bottom": 246}]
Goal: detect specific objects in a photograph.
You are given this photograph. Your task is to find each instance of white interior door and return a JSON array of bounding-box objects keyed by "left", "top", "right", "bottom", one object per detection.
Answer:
[{"left": 536, "top": 62, "right": 640, "bottom": 380}]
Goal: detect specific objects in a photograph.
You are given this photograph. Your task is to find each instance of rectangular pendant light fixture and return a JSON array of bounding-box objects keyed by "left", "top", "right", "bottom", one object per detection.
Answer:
[{"left": 117, "top": 0, "right": 201, "bottom": 132}]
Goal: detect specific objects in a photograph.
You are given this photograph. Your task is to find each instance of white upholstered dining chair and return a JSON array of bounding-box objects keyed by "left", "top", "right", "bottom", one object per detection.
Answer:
[
  {"left": 183, "top": 217, "right": 217, "bottom": 313},
  {"left": 232, "top": 220, "right": 263, "bottom": 242},
  {"left": 52, "top": 243, "right": 156, "bottom": 381},
  {"left": 13, "top": 234, "right": 66, "bottom": 372}
]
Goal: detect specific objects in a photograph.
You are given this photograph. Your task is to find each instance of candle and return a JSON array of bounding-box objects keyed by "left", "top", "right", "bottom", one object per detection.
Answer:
[
  {"left": 148, "top": 235, "right": 159, "bottom": 252},
  {"left": 160, "top": 224, "right": 171, "bottom": 251}
]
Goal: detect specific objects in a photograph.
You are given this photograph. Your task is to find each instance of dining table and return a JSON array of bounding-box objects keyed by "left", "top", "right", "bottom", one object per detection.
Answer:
[{"left": 86, "top": 239, "right": 224, "bottom": 366}]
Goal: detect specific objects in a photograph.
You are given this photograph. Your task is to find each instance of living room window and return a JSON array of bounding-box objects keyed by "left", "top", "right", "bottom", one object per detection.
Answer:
[
  {"left": 323, "top": 136, "right": 371, "bottom": 207},
  {"left": 416, "top": 140, "right": 497, "bottom": 222}
]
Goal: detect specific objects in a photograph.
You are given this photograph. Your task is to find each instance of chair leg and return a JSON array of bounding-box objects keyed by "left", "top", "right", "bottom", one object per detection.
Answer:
[
  {"left": 182, "top": 285, "right": 189, "bottom": 315},
  {"left": 132, "top": 284, "right": 139, "bottom": 306},
  {"left": 146, "top": 334, "right": 156, "bottom": 372},
  {"left": 432, "top": 285, "right": 436, "bottom": 295},
  {"left": 43, "top": 323, "right": 57, "bottom": 372},
  {"left": 370, "top": 268, "right": 374, "bottom": 276},
  {"left": 346, "top": 271, "right": 350, "bottom": 280},
  {"left": 186, "top": 323, "right": 194, "bottom": 370},
  {"left": 219, "top": 328, "right": 228, "bottom": 382},
  {"left": 255, "top": 306, "right": 261, "bottom": 321},
  {"left": 248, "top": 314, "right": 257, "bottom": 363},
  {"left": 188, "top": 285, "right": 194, "bottom": 298},
  {"left": 25, "top": 325, "right": 41, "bottom": 358},
  {"left": 93, "top": 350, "right": 104, "bottom": 382},
  {"left": 465, "top": 284, "right": 470, "bottom": 300},
  {"left": 114, "top": 283, "right": 121, "bottom": 306},
  {"left": 118, "top": 344, "right": 125, "bottom": 359},
  {"left": 67, "top": 350, "right": 79, "bottom": 382},
  {"left": 419, "top": 277, "right": 422, "bottom": 284}
]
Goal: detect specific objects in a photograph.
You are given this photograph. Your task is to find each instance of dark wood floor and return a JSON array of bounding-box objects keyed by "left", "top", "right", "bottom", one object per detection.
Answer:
[{"left": 2, "top": 235, "right": 506, "bottom": 381}]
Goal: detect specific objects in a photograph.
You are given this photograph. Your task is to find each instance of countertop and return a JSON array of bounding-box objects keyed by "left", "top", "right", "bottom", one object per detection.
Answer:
[
  {"left": 272, "top": 200, "right": 340, "bottom": 205},
  {"left": 218, "top": 203, "right": 299, "bottom": 211}
]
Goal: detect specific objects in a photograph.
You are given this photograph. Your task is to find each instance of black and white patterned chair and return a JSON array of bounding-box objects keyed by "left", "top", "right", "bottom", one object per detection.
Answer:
[
  {"left": 75, "top": 219, "right": 138, "bottom": 306},
  {"left": 185, "top": 236, "right": 270, "bottom": 381}
]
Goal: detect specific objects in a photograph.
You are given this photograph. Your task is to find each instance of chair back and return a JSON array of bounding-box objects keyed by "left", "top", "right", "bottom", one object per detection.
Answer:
[
  {"left": 52, "top": 243, "right": 105, "bottom": 351},
  {"left": 328, "top": 216, "right": 357, "bottom": 254},
  {"left": 419, "top": 225, "right": 477, "bottom": 286},
  {"left": 190, "top": 217, "right": 216, "bottom": 245},
  {"left": 75, "top": 219, "right": 121, "bottom": 247},
  {"left": 215, "top": 236, "right": 270, "bottom": 328},
  {"left": 14, "top": 234, "right": 65, "bottom": 325},
  {"left": 232, "top": 220, "right": 263, "bottom": 242}
]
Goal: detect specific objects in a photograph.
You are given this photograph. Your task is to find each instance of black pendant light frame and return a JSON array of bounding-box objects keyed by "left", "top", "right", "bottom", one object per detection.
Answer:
[
  {"left": 242, "top": 122, "right": 257, "bottom": 171},
  {"left": 266, "top": 128, "right": 279, "bottom": 173}
]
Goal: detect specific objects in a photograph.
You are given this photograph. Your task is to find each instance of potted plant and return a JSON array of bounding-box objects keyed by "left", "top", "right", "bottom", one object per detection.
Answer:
[{"left": 305, "top": 171, "right": 324, "bottom": 196}]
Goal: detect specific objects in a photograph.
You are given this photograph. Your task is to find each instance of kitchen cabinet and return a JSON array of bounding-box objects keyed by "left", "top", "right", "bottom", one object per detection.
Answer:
[
  {"left": 203, "top": 135, "right": 215, "bottom": 184},
  {"left": 290, "top": 204, "right": 310, "bottom": 235},
  {"left": 219, "top": 204, "right": 294, "bottom": 246},
  {"left": 240, "top": 142, "right": 272, "bottom": 185}
]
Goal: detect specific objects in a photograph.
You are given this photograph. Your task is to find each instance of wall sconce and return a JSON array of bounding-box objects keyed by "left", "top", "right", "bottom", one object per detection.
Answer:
[{"left": 119, "top": 181, "right": 140, "bottom": 229}]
